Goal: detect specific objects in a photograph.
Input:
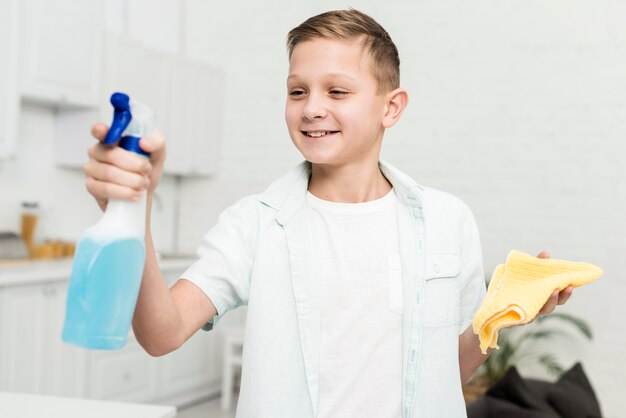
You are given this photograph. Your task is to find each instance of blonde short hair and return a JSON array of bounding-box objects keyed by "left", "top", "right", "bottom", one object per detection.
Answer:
[{"left": 286, "top": 9, "right": 400, "bottom": 93}]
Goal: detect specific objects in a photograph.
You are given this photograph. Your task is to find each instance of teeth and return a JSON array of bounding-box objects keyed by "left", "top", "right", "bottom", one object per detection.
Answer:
[{"left": 307, "top": 131, "right": 329, "bottom": 138}]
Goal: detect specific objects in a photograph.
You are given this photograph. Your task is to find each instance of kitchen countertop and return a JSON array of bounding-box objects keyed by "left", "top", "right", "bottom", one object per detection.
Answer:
[
  {"left": 0, "top": 391, "right": 176, "bottom": 418},
  {"left": 0, "top": 255, "right": 196, "bottom": 287}
]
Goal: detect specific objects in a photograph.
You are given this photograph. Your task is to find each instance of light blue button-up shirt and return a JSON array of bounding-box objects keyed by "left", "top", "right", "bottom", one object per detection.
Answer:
[{"left": 182, "top": 161, "right": 486, "bottom": 418}]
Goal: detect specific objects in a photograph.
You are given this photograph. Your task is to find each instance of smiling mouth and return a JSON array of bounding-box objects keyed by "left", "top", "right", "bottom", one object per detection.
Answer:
[{"left": 302, "top": 130, "right": 339, "bottom": 138}]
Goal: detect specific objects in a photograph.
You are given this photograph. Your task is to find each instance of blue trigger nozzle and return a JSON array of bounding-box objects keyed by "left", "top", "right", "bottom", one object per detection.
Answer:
[
  {"left": 110, "top": 92, "right": 131, "bottom": 111},
  {"left": 103, "top": 92, "right": 132, "bottom": 145}
]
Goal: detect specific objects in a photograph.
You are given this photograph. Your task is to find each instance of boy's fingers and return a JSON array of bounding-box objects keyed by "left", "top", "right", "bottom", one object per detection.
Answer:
[
  {"left": 91, "top": 122, "right": 109, "bottom": 141},
  {"left": 538, "top": 290, "right": 559, "bottom": 316},
  {"left": 87, "top": 144, "right": 151, "bottom": 175},
  {"left": 139, "top": 132, "right": 166, "bottom": 159},
  {"left": 536, "top": 286, "right": 573, "bottom": 320},
  {"left": 86, "top": 177, "right": 145, "bottom": 202},
  {"left": 536, "top": 251, "right": 550, "bottom": 259},
  {"left": 91, "top": 124, "right": 166, "bottom": 159},
  {"left": 84, "top": 160, "right": 150, "bottom": 191},
  {"left": 557, "top": 286, "right": 574, "bottom": 305}
]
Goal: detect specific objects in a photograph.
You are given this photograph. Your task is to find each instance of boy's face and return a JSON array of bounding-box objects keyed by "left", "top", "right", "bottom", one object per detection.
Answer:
[{"left": 285, "top": 37, "right": 389, "bottom": 169}]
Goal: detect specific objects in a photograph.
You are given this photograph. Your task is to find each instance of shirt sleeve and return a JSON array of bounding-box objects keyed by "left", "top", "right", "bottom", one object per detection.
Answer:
[
  {"left": 179, "top": 197, "right": 258, "bottom": 330},
  {"left": 457, "top": 202, "right": 487, "bottom": 334}
]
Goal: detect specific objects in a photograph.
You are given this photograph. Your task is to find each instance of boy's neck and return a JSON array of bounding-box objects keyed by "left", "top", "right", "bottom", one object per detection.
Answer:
[{"left": 308, "top": 161, "right": 392, "bottom": 203}]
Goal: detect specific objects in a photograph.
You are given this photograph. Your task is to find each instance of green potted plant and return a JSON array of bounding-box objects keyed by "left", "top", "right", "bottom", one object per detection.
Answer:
[{"left": 463, "top": 312, "right": 593, "bottom": 404}]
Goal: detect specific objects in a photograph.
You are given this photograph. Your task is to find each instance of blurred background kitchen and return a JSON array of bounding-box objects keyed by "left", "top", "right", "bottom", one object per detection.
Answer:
[{"left": 0, "top": 0, "right": 624, "bottom": 417}]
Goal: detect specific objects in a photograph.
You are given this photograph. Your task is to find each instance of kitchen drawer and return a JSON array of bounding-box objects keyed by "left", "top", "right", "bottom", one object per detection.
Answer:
[{"left": 89, "top": 340, "right": 158, "bottom": 402}]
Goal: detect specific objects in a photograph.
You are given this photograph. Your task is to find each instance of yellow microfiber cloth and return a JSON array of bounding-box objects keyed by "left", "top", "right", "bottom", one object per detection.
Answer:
[{"left": 473, "top": 250, "right": 603, "bottom": 354}]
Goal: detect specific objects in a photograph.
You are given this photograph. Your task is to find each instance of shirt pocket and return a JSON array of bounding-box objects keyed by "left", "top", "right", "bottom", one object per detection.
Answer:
[
  {"left": 422, "top": 253, "right": 461, "bottom": 327},
  {"left": 388, "top": 254, "right": 403, "bottom": 315}
]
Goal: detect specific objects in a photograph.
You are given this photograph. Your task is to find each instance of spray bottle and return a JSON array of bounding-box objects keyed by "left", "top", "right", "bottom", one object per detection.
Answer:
[{"left": 62, "top": 92, "right": 154, "bottom": 350}]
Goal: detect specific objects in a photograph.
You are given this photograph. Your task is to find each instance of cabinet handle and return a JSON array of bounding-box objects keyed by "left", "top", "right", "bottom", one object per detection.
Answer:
[{"left": 42, "top": 285, "right": 57, "bottom": 296}]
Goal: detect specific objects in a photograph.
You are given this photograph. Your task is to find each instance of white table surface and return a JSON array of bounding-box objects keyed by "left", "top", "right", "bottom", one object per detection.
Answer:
[{"left": 0, "top": 391, "right": 177, "bottom": 418}]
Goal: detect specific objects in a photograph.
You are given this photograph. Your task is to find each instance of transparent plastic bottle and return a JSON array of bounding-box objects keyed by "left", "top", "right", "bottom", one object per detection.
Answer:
[
  {"left": 62, "top": 92, "right": 155, "bottom": 350},
  {"left": 20, "top": 201, "right": 40, "bottom": 258}
]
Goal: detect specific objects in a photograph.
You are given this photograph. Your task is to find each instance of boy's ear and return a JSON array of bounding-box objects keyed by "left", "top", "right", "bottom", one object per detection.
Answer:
[{"left": 382, "top": 88, "right": 409, "bottom": 129}]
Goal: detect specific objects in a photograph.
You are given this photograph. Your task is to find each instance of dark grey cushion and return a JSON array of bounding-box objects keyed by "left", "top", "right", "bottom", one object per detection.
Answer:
[
  {"left": 546, "top": 363, "right": 602, "bottom": 418},
  {"left": 467, "top": 363, "right": 602, "bottom": 418}
]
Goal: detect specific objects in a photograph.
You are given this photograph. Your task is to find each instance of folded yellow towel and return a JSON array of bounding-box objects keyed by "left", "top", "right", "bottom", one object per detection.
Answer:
[{"left": 473, "top": 250, "right": 603, "bottom": 354}]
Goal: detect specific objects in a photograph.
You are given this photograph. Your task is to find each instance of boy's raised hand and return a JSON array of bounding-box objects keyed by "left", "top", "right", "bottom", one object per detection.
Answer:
[
  {"left": 535, "top": 251, "right": 575, "bottom": 318},
  {"left": 84, "top": 122, "right": 166, "bottom": 210}
]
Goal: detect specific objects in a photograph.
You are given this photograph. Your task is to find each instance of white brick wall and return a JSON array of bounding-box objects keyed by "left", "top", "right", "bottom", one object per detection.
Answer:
[{"left": 181, "top": 1, "right": 626, "bottom": 415}]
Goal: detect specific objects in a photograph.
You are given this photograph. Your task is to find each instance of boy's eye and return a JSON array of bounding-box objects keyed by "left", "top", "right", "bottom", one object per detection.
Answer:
[
  {"left": 289, "top": 90, "right": 305, "bottom": 97},
  {"left": 329, "top": 89, "right": 349, "bottom": 97}
]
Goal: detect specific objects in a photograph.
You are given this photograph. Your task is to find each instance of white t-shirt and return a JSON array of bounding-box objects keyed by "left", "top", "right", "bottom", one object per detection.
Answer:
[{"left": 306, "top": 189, "right": 403, "bottom": 418}]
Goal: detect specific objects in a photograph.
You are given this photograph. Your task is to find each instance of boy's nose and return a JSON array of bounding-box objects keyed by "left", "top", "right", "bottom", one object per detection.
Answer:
[{"left": 302, "top": 96, "right": 327, "bottom": 121}]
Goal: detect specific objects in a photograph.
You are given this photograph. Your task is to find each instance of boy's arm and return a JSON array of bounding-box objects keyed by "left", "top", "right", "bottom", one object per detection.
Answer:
[
  {"left": 459, "top": 326, "right": 490, "bottom": 383},
  {"left": 132, "top": 192, "right": 218, "bottom": 356}
]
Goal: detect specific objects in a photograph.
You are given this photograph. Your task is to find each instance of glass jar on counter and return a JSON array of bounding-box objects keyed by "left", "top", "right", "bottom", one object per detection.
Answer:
[{"left": 20, "top": 201, "right": 40, "bottom": 258}]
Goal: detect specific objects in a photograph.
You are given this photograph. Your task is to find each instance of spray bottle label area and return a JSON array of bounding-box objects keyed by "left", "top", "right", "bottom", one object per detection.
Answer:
[{"left": 62, "top": 237, "right": 145, "bottom": 350}]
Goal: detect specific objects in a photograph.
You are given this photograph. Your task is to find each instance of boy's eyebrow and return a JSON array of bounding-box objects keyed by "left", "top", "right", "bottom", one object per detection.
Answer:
[{"left": 287, "top": 73, "right": 358, "bottom": 84}]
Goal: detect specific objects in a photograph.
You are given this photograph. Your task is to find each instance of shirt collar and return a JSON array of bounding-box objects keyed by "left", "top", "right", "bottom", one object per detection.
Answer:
[{"left": 259, "top": 160, "right": 424, "bottom": 226}]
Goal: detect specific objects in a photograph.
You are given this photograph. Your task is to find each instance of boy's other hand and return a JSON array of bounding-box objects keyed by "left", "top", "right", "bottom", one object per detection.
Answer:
[
  {"left": 535, "top": 251, "right": 574, "bottom": 318},
  {"left": 85, "top": 122, "right": 166, "bottom": 211}
]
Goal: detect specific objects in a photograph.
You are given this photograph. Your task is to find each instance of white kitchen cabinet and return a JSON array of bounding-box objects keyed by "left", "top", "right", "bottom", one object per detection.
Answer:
[
  {"left": 162, "top": 270, "right": 221, "bottom": 404},
  {"left": 0, "top": 281, "right": 87, "bottom": 397},
  {"left": 101, "top": 34, "right": 172, "bottom": 135},
  {"left": 54, "top": 34, "right": 222, "bottom": 176},
  {"left": 155, "top": 269, "right": 222, "bottom": 403},
  {"left": 167, "top": 60, "right": 222, "bottom": 176},
  {"left": 0, "top": 260, "right": 222, "bottom": 407},
  {"left": 87, "top": 267, "right": 221, "bottom": 403},
  {"left": 87, "top": 317, "right": 221, "bottom": 405},
  {"left": 89, "top": 335, "right": 159, "bottom": 402},
  {"left": 19, "top": 0, "right": 103, "bottom": 107},
  {"left": 102, "top": 34, "right": 222, "bottom": 176},
  {"left": 53, "top": 34, "right": 171, "bottom": 169},
  {"left": 158, "top": 330, "right": 220, "bottom": 401},
  {"left": 0, "top": 0, "right": 20, "bottom": 160}
]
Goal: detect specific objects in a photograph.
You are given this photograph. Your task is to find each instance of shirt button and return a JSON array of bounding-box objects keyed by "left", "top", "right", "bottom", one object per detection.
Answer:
[
  {"left": 434, "top": 264, "right": 440, "bottom": 273},
  {"left": 415, "top": 293, "right": 420, "bottom": 304}
]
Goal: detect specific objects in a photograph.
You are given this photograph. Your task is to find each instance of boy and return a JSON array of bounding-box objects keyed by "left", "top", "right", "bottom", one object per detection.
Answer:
[{"left": 84, "top": 9, "right": 572, "bottom": 418}]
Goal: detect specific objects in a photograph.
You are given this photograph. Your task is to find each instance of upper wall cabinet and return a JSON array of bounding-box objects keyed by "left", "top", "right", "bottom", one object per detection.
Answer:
[
  {"left": 19, "top": 0, "right": 103, "bottom": 108},
  {"left": 0, "top": 0, "right": 20, "bottom": 160},
  {"left": 102, "top": 35, "right": 223, "bottom": 177},
  {"left": 102, "top": 34, "right": 172, "bottom": 138},
  {"left": 55, "top": 34, "right": 222, "bottom": 177},
  {"left": 166, "top": 60, "right": 222, "bottom": 176}
]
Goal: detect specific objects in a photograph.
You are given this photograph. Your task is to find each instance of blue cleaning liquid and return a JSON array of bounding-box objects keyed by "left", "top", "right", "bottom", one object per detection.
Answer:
[{"left": 62, "top": 237, "right": 145, "bottom": 349}]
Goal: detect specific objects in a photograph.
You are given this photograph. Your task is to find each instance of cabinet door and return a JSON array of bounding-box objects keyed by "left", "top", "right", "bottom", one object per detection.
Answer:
[
  {"left": 0, "top": 284, "right": 46, "bottom": 393},
  {"left": 0, "top": 282, "right": 87, "bottom": 396},
  {"left": 102, "top": 34, "right": 172, "bottom": 137},
  {"left": 155, "top": 270, "right": 221, "bottom": 401},
  {"left": 167, "top": 61, "right": 222, "bottom": 176},
  {"left": 0, "top": 0, "right": 20, "bottom": 160},
  {"left": 19, "top": 0, "right": 103, "bottom": 107},
  {"left": 103, "top": 34, "right": 222, "bottom": 177},
  {"left": 89, "top": 335, "right": 159, "bottom": 402},
  {"left": 158, "top": 328, "right": 220, "bottom": 400},
  {"left": 53, "top": 34, "right": 171, "bottom": 169},
  {"left": 42, "top": 282, "right": 88, "bottom": 397}
]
